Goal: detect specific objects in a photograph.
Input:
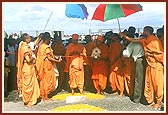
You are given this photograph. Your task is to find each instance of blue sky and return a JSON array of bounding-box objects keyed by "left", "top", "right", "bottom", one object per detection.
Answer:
[{"left": 2, "top": 2, "right": 165, "bottom": 37}]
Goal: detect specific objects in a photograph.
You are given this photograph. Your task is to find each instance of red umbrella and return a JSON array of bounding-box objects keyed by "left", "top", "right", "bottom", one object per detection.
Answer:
[{"left": 92, "top": 4, "right": 143, "bottom": 31}]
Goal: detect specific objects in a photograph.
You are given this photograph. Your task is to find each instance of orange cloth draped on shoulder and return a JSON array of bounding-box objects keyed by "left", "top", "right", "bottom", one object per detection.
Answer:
[
  {"left": 140, "top": 35, "right": 164, "bottom": 104},
  {"left": 64, "top": 43, "right": 87, "bottom": 90},
  {"left": 17, "top": 41, "right": 40, "bottom": 106},
  {"left": 92, "top": 43, "right": 108, "bottom": 93},
  {"left": 36, "top": 43, "right": 56, "bottom": 97},
  {"left": 108, "top": 41, "right": 124, "bottom": 93},
  {"left": 122, "top": 56, "right": 134, "bottom": 96}
]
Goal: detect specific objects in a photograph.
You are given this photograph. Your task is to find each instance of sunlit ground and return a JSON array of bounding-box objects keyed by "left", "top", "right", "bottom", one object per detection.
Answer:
[
  {"left": 51, "top": 92, "right": 105, "bottom": 100},
  {"left": 50, "top": 92, "right": 105, "bottom": 112}
]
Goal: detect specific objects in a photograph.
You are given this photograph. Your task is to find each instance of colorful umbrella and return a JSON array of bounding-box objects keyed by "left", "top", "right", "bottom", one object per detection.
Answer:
[
  {"left": 65, "top": 4, "right": 89, "bottom": 20},
  {"left": 92, "top": 4, "right": 143, "bottom": 31}
]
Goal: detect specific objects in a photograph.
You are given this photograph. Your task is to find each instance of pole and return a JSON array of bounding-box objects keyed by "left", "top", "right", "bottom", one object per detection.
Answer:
[
  {"left": 117, "top": 18, "right": 121, "bottom": 32},
  {"left": 43, "top": 11, "right": 53, "bottom": 31}
]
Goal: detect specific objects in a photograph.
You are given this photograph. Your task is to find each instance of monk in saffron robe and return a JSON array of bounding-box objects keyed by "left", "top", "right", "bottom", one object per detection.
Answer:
[
  {"left": 120, "top": 26, "right": 164, "bottom": 109},
  {"left": 108, "top": 33, "right": 124, "bottom": 98},
  {"left": 84, "top": 35, "right": 96, "bottom": 92},
  {"left": 36, "top": 33, "right": 62, "bottom": 101},
  {"left": 91, "top": 36, "right": 108, "bottom": 95},
  {"left": 51, "top": 37, "right": 67, "bottom": 93},
  {"left": 64, "top": 34, "right": 87, "bottom": 94},
  {"left": 17, "top": 33, "right": 40, "bottom": 106}
]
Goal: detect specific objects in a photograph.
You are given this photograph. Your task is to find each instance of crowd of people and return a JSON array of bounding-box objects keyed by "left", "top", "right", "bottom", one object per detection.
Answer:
[{"left": 4, "top": 25, "right": 164, "bottom": 110}]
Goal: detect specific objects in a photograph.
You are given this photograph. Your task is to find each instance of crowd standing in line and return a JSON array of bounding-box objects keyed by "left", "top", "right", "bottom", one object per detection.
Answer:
[{"left": 3, "top": 25, "right": 164, "bottom": 110}]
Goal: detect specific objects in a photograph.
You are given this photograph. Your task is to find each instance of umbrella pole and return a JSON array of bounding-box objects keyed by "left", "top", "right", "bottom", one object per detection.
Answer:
[
  {"left": 43, "top": 11, "right": 53, "bottom": 31},
  {"left": 117, "top": 18, "right": 121, "bottom": 32}
]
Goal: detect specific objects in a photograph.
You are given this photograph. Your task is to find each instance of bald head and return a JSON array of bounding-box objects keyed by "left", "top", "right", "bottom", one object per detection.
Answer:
[
  {"left": 72, "top": 34, "right": 79, "bottom": 41},
  {"left": 144, "top": 26, "right": 154, "bottom": 35}
]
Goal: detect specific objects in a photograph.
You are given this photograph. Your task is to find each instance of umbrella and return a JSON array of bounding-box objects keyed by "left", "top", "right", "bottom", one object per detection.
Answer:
[
  {"left": 92, "top": 4, "right": 143, "bottom": 31},
  {"left": 65, "top": 4, "right": 89, "bottom": 20}
]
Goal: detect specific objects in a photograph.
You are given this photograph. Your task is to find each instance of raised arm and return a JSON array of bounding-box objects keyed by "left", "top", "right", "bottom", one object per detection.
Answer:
[
  {"left": 34, "top": 33, "right": 43, "bottom": 46},
  {"left": 119, "top": 32, "right": 141, "bottom": 43}
]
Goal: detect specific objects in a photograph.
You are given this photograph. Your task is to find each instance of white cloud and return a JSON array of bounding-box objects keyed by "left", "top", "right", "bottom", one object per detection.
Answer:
[
  {"left": 38, "top": 3, "right": 66, "bottom": 17},
  {"left": 3, "top": 2, "right": 165, "bottom": 36}
]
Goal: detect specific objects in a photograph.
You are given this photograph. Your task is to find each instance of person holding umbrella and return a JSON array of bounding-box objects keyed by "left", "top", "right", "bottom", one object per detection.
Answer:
[{"left": 120, "top": 26, "right": 164, "bottom": 109}]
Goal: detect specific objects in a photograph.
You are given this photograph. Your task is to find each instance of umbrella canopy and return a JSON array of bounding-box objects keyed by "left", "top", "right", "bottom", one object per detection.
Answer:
[
  {"left": 92, "top": 4, "right": 142, "bottom": 22},
  {"left": 92, "top": 4, "right": 143, "bottom": 31},
  {"left": 65, "top": 4, "right": 89, "bottom": 20}
]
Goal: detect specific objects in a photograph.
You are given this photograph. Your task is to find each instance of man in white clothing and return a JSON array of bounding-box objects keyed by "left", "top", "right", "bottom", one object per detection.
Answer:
[{"left": 123, "top": 38, "right": 146, "bottom": 103}]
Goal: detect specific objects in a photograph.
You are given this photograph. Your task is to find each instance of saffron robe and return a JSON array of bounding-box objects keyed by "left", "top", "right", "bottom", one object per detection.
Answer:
[
  {"left": 17, "top": 41, "right": 40, "bottom": 106},
  {"left": 140, "top": 35, "right": 164, "bottom": 104},
  {"left": 36, "top": 43, "right": 56, "bottom": 97},
  {"left": 108, "top": 41, "right": 124, "bottom": 92},
  {"left": 92, "top": 43, "right": 108, "bottom": 93},
  {"left": 122, "top": 56, "right": 134, "bottom": 96},
  {"left": 64, "top": 42, "right": 87, "bottom": 89}
]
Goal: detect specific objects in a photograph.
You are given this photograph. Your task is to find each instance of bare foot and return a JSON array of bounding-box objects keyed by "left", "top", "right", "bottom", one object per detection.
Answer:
[
  {"left": 118, "top": 92, "right": 124, "bottom": 98},
  {"left": 152, "top": 103, "right": 161, "bottom": 110},
  {"left": 43, "top": 99, "right": 53, "bottom": 102},
  {"left": 42, "top": 97, "right": 53, "bottom": 102},
  {"left": 80, "top": 91, "right": 84, "bottom": 94},
  {"left": 71, "top": 89, "right": 74, "bottom": 95},
  {"left": 96, "top": 92, "right": 101, "bottom": 95},
  {"left": 149, "top": 102, "right": 155, "bottom": 107},
  {"left": 100, "top": 91, "right": 105, "bottom": 95},
  {"left": 25, "top": 104, "right": 35, "bottom": 107},
  {"left": 111, "top": 92, "right": 118, "bottom": 96}
]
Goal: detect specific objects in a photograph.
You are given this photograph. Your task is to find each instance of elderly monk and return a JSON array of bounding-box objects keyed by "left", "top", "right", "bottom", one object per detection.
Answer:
[
  {"left": 108, "top": 33, "right": 124, "bottom": 98},
  {"left": 36, "top": 33, "right": 62, "bottom": 101},
  {"left": 91, "top": 35, "right": 108, "bottom": 95},
  {"left": 64, "top": 34, "right": 88, "bottom": 94},
  {"left": 120, "top": 26, "right": 164, "bottom": 109},
  {"left": 17, "top": 33, "right": 40, "bottom": 106}
]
